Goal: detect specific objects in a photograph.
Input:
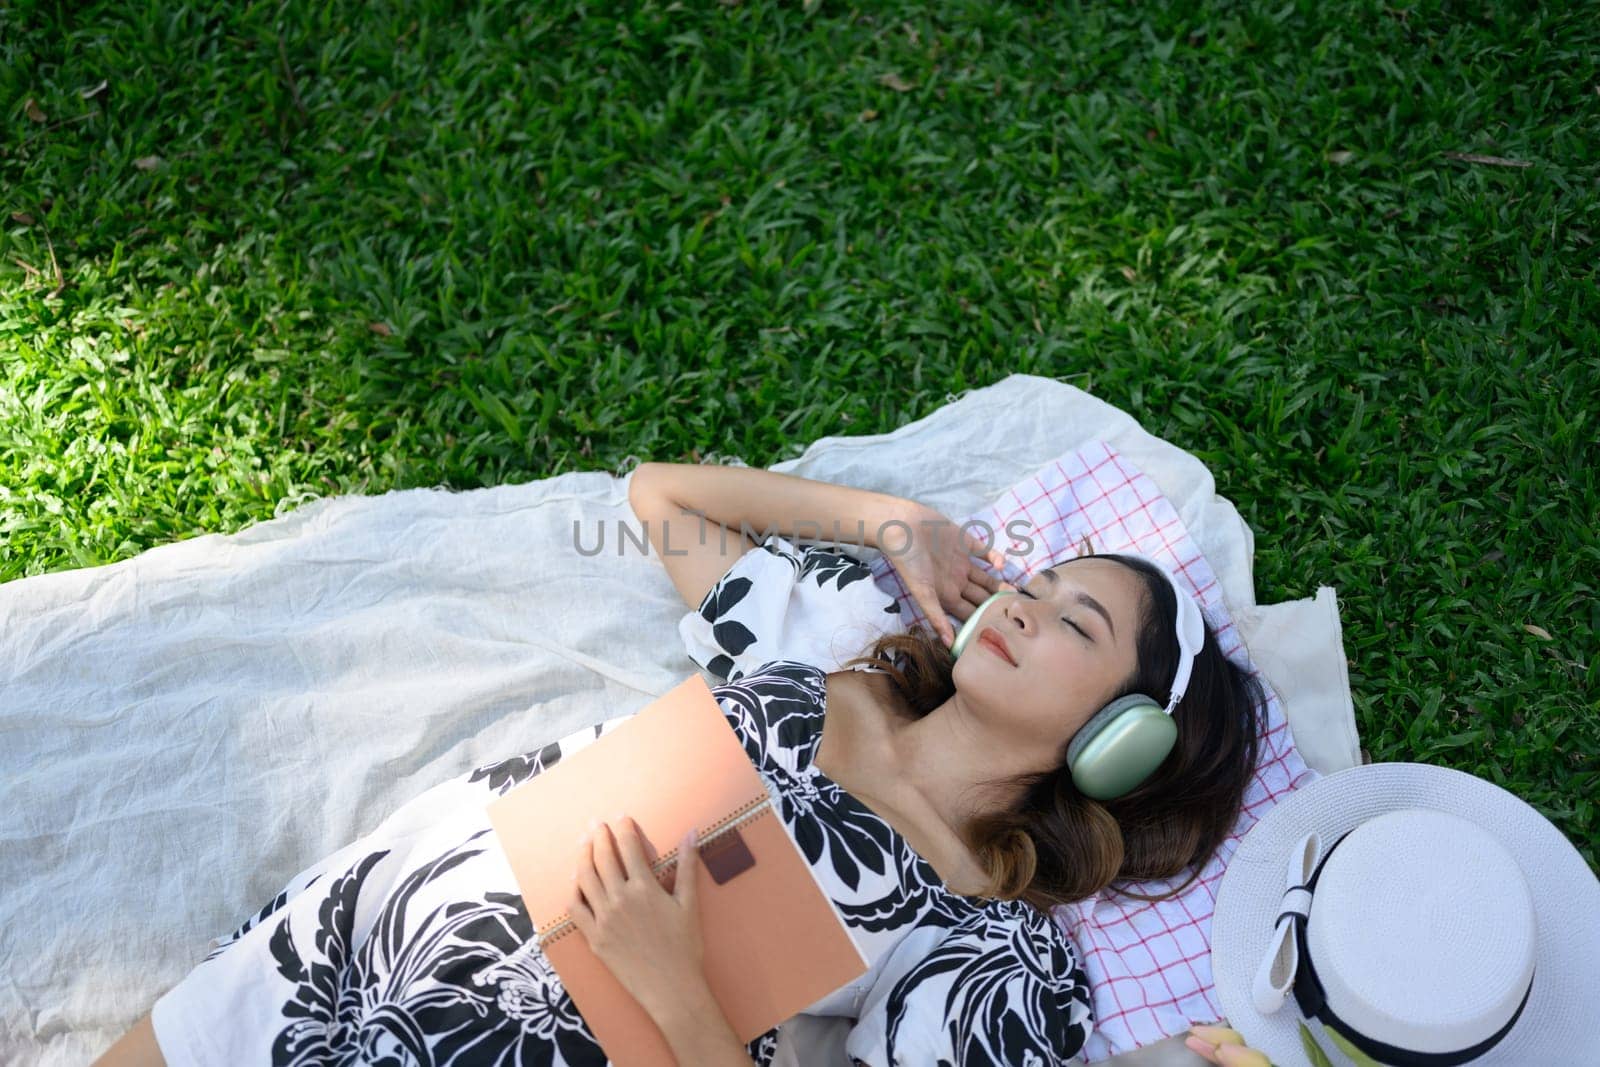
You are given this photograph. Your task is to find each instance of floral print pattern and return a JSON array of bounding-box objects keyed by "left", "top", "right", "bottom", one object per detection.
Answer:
[{"left": 152, "top": 537, "right": 1091, "bottom": 1066}]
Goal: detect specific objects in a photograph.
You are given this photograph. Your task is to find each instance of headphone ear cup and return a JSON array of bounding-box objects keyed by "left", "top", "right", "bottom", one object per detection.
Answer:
[{"left": 1067, "top": 694, "right": 1179, "bottom": 801}]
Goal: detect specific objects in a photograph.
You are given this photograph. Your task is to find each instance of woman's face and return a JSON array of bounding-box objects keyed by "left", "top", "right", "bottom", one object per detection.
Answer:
[{"left": 951, "top": 556, "right": 1145, "bottom": 754}]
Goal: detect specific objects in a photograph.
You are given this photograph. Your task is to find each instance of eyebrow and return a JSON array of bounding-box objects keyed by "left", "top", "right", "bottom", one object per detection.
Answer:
[{"left": 1041, "top": 568, "right": 1118, "bottom": 642}]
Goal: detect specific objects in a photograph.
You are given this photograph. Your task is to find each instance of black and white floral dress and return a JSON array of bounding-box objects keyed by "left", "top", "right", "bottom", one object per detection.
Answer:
[{"left": 150, "top": 536, "right": 1094, "bottom": 1066}]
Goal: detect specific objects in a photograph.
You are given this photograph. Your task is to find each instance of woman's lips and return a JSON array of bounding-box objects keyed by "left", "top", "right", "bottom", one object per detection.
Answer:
[{"left": 978, "top": 628, "right": 1017, "bottom": 667}]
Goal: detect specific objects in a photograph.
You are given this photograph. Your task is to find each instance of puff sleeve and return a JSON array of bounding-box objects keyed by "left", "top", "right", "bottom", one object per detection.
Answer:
[
  {"left": 678, "top": 534, "right": 905, "bottom": 682},
  {"left": 842, "top": 905, "right": 1095, "bottom": 1066}
]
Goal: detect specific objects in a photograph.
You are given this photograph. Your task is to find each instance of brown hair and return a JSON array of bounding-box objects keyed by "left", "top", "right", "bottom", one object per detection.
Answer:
[{"left": 842, "top": 553, "right": 1265, "bottom": 914}]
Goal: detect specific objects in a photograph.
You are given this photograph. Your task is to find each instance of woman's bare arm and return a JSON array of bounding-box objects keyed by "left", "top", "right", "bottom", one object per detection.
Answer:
[
  {"left": 627, "top": 462, "right": 912, "bottom": 611},
  {"left": 650, "top": 980, "right": 761, "bottom": 1066},
  {"left": 91, "top": 1013, "right": 166, "bottom": 1067}
]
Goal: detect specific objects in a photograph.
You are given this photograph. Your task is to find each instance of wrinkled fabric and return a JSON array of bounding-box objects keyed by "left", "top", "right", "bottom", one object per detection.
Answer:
[
  {"left": 150, "top": 651, "right": 1093, "bottom": 1066},
  {"left": 0, "top": 374, "right": 1357, "bottom": 1065}
]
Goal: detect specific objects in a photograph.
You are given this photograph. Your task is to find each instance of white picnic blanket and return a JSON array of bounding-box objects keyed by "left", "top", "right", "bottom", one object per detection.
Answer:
[{"left": 0, "top": 373, "right": 1358, "bottom": 1065}]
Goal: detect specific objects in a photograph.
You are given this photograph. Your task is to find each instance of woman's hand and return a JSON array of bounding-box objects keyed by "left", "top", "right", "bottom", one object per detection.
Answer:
[
  {"left": 569, "top": 815, "right": 710, "bottom": 1020},
  {"left": 1185, "top": 1023, "right": 1273, "bottom": 1066},
  {"left": 888, "top": 500, "right": 1015, "bottom": 648}
]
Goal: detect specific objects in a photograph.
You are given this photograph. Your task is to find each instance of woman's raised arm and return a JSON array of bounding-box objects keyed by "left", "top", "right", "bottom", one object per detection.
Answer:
[{"left": 626, "top": 462, "right": 912, "bottom": 613}]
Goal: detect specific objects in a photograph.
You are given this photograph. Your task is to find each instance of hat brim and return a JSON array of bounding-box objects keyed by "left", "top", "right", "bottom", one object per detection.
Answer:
[{"left": 1212, "top": 762, "right": 1600, "bottom": 1066}]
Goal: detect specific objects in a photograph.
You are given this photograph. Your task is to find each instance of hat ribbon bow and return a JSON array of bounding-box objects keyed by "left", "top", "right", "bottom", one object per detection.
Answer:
[{"left": 1251, "top": 830, "right": 1323, "bottom": 1015}]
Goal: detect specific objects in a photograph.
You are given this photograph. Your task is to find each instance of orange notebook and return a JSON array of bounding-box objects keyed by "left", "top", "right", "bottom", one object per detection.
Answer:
[{"left": 486, "top": 674, "right": 869, "bottom": 1066}]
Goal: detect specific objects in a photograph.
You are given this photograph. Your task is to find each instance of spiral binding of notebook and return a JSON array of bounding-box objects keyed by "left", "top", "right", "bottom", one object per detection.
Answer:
[{"left": 486, "top": 674, "right": 868, "bottom": 1067}]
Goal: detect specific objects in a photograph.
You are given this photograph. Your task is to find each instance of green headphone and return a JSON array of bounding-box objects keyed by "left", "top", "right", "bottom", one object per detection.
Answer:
[{"left": 948, "top": 556, "right": 1206, "bottom": 801}]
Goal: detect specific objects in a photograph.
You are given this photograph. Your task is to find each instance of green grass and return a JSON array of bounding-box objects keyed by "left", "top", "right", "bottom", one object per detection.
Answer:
[{"left": 3, "top": 0, "right": 1595, "bottom": 869}]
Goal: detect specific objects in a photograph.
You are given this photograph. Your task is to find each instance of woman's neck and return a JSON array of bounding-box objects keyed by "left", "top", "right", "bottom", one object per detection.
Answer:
[
  {"left": 887, "top": 690, "right": 1034, "bottom": 838},
  {"left": 821, "top": 672, "right": 1010, "bottom": 896}
]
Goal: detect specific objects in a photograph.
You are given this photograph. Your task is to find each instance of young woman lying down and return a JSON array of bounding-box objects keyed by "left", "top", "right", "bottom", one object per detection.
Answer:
[{"left": 97, "top": 462, "right": 1266, "bottom": 1066}]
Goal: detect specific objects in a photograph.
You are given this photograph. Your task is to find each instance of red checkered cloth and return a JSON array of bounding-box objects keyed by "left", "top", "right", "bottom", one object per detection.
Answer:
[{"left": 867, "top": 441, "right": 1319, "bottom": 1061}]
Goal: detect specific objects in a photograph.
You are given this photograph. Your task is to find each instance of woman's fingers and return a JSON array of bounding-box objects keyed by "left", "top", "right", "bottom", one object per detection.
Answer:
[
  {"left": 950, "top": 576, "right": 1010, "bottom": 624},
  {"left": 1189, "top": 1025, "right": 1246, "bottom": 1046},
  {"left": 575, "top": 838, "right": 607, "bottom": 910},
  {"left": 611, "top": 816, "right": 653, "bottom": 881},
  {"left": 1214, "top": 1045, "right": 1271, "bottom": 1067},
  {"left": 1185, "top": 1025, "right": 1270, "bottom": 1067},
  {"left": 590, "top": 821, "right": 626, "bottom": 890},
  {"left": 908, "top": 581, "right": 954, "bottom": 646},
  {"left": 961, "top": 529, "right": 1005, "bottom": 569},
  {"left": 968, "top": 563, "right": 1001, "bottom": 594},
  {"left": 674, "top": 827, "right": 699, "bottom": 907}
]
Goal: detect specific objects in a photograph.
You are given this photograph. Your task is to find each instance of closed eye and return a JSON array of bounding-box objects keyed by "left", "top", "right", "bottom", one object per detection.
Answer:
[{"left": 1017, "top": 588, "right": 1093, "bottom": 641}]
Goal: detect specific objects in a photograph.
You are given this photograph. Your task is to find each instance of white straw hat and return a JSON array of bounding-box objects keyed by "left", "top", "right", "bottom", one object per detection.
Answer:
[{"left": 1211, "top": 762, "right": 1600, "bottom": 1066}]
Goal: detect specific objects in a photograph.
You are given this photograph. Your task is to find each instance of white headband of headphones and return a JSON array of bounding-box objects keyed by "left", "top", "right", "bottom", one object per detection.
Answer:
[{"left": 1109, "top": 552, "right": 1206, "bottom": 715}]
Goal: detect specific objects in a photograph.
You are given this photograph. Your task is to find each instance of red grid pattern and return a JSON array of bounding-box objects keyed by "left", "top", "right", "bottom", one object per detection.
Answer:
[{"left": 867, "top": 442, "right": 1319, "bottom": 1061}]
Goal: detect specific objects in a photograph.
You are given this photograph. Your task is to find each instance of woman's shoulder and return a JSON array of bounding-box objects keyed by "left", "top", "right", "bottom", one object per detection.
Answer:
[
  {"left": 714, "top": 660, "right": 901, "bottom": 775},
  {"left": 711, "top": 656, "right": 830, "bottom": 687},
  {"left": 706, "top": 658, "right": 832, "bottom": 772},
  {"left": 709, "top": 658, "right": 832, "bottom": 713},
  {"left": 680, "top": 533, "right": 905, "bottom": 683}
]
